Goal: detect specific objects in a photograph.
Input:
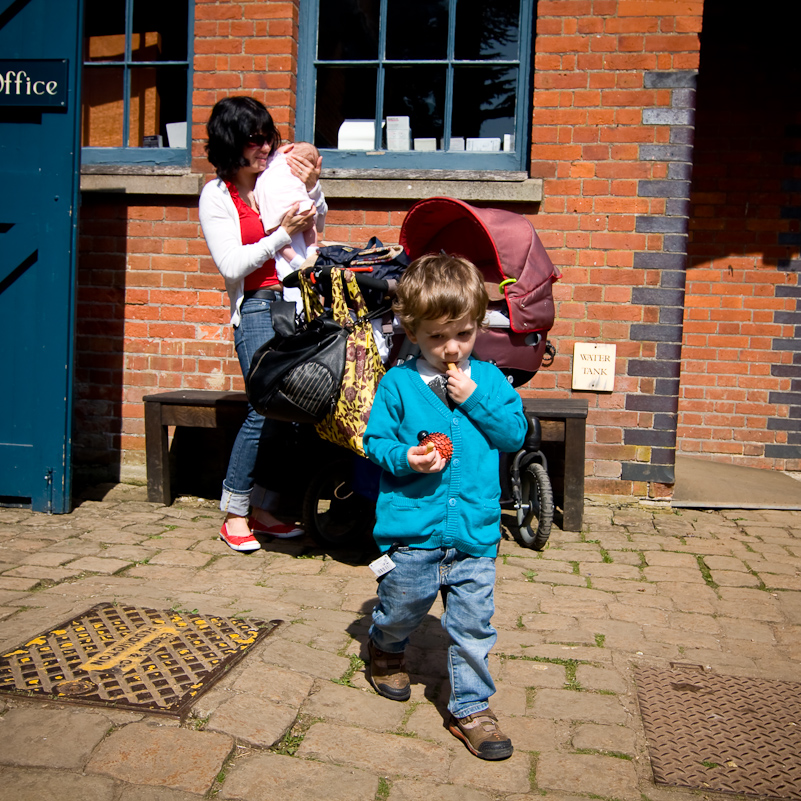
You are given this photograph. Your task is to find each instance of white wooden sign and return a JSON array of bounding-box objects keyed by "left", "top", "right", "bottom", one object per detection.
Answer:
[{"left": 572, "top": 342, "right": 616, "bottom": 391}]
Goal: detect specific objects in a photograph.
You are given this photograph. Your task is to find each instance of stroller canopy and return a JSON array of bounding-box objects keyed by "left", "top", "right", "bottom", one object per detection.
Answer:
[
  {"left": 399, "top": 197, "right": 560, "bottom": 377},
  {"left": 399, "top": 197, "right": 559, "bottom": 337}
]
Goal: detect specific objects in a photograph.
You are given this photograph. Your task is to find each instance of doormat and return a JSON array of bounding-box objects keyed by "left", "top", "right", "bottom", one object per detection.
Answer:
[
  {"left": 0, "top": 602, "right": 282, "bottom": 719},
  {"left": 635, "top": 664, "right": 801, "bottom": 800}
]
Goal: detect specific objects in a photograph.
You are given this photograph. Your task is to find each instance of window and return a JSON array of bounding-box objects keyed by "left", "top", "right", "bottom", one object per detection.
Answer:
[
  {"left": 81, "top": 0, "right": 193, "bottom": 167},
  {"left": 297, "top": 0, "right": 534, "bottom": 171}
]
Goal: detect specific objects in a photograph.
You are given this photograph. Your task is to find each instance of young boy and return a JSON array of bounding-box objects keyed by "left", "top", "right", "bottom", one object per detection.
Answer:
[{"left": 363, "top": 254, "right": 527, "bottom": 761}]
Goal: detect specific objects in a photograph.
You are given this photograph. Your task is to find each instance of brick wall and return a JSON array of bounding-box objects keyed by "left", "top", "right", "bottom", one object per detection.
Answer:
[
  {"left": 75, "top": 0, "right": 304, "bottom": 479},
  {"left": 677, "top": 3, "right": 801, "bottom": 468},
  {"left": 525, "top": 0, "right": 703, "bottom": 497},
  {"left": 75, "top": 0, "right": 724, "bottom": 498}
]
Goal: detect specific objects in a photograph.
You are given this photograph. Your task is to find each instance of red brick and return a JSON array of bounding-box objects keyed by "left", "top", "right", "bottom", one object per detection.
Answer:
[
  {"left": 644, "top": 34, "right": 700, "bottom": 52},
  {"left": 537, "top": 36, "right": 591, "bottom": 54}
]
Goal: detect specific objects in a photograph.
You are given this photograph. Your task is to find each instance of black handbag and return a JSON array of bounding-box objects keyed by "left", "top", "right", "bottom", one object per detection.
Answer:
[{"left": 246, "top": 275, "right": 350, "bottom": 424}]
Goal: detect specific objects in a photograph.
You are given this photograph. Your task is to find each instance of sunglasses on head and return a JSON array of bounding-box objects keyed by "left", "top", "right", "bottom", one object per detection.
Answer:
[{"left": 247, "top": 133, "right": 271, "bottom": 147}]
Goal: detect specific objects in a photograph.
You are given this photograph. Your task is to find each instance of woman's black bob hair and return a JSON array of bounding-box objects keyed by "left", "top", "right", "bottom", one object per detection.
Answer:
[{"left": 206, "top": 96, "right": 282, "bottom": 180}]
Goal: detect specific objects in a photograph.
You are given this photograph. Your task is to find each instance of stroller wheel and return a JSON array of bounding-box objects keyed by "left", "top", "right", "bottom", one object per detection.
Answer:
[
  {"left": 515, "top": 462, "right": 554, "bottom": 551},
  {"left": 302, "top": 458, "right": 375, "bottom": 549}
]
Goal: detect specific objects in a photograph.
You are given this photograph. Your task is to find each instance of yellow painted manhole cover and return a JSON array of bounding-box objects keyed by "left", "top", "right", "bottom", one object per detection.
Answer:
[{"left": 0, "top": 602, "right": 281, "bottom": 718}]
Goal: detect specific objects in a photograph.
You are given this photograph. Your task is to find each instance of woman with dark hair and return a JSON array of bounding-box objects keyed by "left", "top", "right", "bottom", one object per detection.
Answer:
[{"left": 199, "top": 96, "right": 326, "bottom": 552}]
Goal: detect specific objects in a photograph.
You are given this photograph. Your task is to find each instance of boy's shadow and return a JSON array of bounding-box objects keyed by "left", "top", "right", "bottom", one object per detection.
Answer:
[{"left": 347, "top": 594, "right": 453, "bottom": 721}]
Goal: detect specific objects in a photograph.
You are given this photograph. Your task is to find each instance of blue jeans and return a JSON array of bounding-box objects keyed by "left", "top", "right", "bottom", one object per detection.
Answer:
[
  {"left": 221, "top": 295, "right": 284, "bottom": 516},
  {"left": 369, "top": 546, "right": 497, "bottom": 718}
]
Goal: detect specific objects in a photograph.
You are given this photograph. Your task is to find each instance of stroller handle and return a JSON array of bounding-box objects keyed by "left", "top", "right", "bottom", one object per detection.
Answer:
[{"left": 284, "top": 265, "right": 393, "bottom": 295}]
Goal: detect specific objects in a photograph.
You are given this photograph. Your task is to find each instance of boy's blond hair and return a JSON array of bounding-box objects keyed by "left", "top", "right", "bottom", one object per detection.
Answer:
[{"left": 394, "top": 254, "right": 488, "bottom": 334}]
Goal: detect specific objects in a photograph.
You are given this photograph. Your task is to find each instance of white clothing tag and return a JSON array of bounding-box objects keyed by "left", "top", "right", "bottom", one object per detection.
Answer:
[{"left": 369, "top": 554, "right": 396, "bottom": 577}]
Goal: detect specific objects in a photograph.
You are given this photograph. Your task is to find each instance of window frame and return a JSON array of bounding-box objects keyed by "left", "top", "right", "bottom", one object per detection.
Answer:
[
  {"left": 80, "top": 0, "right": 194, "bottom": 168},
  {"left": 297, "top": 0, "right": 534, "bottom": 172}
]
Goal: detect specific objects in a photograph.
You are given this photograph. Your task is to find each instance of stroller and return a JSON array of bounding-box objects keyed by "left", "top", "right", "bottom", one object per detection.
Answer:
[{"left": 281, "top": 197, "right": 561, "bottom": 551}]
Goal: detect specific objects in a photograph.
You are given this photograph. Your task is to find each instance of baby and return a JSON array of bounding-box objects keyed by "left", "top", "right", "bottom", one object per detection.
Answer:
[{"left": 256, "top": 142, "right": 324, "bottom": 308}]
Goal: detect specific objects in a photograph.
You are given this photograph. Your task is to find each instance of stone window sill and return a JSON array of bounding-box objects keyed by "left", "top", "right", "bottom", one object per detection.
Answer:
[
  {"left": 79, "top": 167, "right": 543, "bottom": 203},
  {"left": 321, "top": 169, "right": 542, "bottom": 203},
  {"left": 80, "top": 166, "right": 203, "bottom": 196}
]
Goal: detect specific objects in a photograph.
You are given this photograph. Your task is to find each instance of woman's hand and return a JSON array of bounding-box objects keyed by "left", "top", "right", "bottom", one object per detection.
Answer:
[
  {"left": 281, "top": 142, "right": 322, "bottom": 190},
  {"left": 279, "top": 202, "right": 315, "bottom": 237}
]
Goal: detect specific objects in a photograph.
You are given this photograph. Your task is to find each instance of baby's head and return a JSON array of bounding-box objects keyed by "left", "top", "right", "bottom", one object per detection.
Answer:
[
  {"left": 291, "top": 141, "right": 320, "bottom": 163},
  {"left": 394, "top": 254, "right": 488, "bottom": 335}
]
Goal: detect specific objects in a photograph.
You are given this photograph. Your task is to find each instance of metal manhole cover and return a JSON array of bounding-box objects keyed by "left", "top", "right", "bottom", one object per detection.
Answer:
[
  {"left": 0, "top": 602, "right": 282, "bottom": 719},
  {"left": 636, "top": 665, "right": 801, "bottom": 800}
]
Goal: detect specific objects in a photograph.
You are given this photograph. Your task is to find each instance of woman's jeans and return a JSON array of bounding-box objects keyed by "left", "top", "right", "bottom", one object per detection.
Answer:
[
  {"left": 369, "top": 546, "right": 497, "bottom": 718},
  {"left": 221, "top": 296, "right": 283, "bottom": 516}
]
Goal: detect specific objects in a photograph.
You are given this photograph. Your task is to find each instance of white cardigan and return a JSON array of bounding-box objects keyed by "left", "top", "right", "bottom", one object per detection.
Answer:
[{"left": 198, "top": 174, "right": 328, "bottom": 326}]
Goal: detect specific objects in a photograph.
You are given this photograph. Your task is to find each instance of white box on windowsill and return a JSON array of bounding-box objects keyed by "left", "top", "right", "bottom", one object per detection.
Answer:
[
  {"left": 387, "top": 132, "right": 411, "bottom": 150},
  {"left": 466, "top": 137, "right": 501, "bottom": 152},
  {"left": 166, "top": 121, "right": 187, "bottom": 148},
  {"left": 413, "top": 138, "right": 437, "bottom": 151},
  {"left": 338, "top": 120, "right": 377, "bottom": 150},
  {"left": 386, "top": 116, "right": 411, "bottom": 151}
]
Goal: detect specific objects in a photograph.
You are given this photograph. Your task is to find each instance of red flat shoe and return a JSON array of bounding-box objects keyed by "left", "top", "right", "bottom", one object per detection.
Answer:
[
  {"left": 219, "top": 521, "right": 260, "bottom": 552},
  {"left": 248, "top": 518, "right": 304, "bottom": 539}
]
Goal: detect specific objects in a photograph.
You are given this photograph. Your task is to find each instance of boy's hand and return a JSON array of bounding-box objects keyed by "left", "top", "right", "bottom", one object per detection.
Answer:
[
  {"left": 446, "top": 364, "right": 476, "bottom": 405},
  {"left": 407, "top": 444, "right": 447, "bottom": 473}
]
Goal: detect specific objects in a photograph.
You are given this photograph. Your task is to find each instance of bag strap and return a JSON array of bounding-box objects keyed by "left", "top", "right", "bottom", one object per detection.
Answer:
[
  {"left": 329, "top": 267, "right": 380, "bottom": 327},
  {"left": 342, "top": 269, "right": 370, "bottom": 319},
  {"left": 300, "top": 271, "right": 325, "bottom": 322},
  {"left": 328, "top": 267, "right": 351, "bottom": 326}
]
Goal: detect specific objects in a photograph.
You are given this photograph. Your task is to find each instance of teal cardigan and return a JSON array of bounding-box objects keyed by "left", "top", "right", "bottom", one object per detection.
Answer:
[{"left": 363, "top": 358, "right": 527, "bottom": 557}]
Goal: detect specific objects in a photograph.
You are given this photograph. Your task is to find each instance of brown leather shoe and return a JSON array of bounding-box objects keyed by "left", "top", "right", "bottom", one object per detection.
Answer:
[
  {"left": 367, "top": 639, "right": 411, "bottom": 701},
  {"left": 448, "top": 708, "right": 514, "bottom": 760}
]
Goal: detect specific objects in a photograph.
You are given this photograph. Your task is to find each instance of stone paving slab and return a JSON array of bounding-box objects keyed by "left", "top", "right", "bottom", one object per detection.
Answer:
[
  {"left": 85, "top": 722, "right": 234, "bottom": 794},
  {"left": 298, "top": 721, "right": 451, "bottom": 780},
  {"left": 387, "top": 778, "right": 495, "bottom": 801},
  {"left": 0, "top": 767, "right": 117, "bottom": 801},
  {"left": 536, "top": 752, "right": 641, "bottom": 800},
  {"left": 0, "top": 707, "right": 112, "bottom": 769},
  {"left": 206, "top": 694, "right": 299, "bottom": 747},
  {"left": 448, "top": 747, "right": 532, "bottom": 793},
  {"left": 220, "top": 751, "right": 378, "bottom": 801},
  {"left": 0, "top": 489, "right": 800, "bottom": 800},
  {"left": 301, "top": 680, "right": 409, "bottom": 731}
]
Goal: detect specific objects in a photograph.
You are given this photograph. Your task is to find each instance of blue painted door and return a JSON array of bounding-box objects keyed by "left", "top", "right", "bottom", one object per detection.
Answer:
[{"left": 0, "top": 0, "right": 82, "bottom": 512}]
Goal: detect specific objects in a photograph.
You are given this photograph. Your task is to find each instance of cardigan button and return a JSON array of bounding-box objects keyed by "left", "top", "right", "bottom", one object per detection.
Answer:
[{"left": 448, "top": 498, "right": 456, "bottom": 507}]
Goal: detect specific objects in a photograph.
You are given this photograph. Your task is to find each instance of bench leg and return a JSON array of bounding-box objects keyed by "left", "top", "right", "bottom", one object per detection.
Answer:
[
  {"left": 144, "top": 401, "right": 171, "bottom": 505},
  {"left": 561, "top": 417, "right": 586, "bottom": 531}
]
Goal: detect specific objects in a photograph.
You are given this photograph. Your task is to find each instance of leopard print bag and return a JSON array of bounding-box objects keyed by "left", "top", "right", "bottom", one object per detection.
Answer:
[{"left": 314, "top": 268, "right": 386, "bottom": 456}]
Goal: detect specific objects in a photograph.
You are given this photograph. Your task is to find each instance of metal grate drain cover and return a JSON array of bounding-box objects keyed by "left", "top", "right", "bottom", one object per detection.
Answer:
[
  {"left": 0, "top": 603, "right": 282, "bottom": 719},
  {"left": 636, "top": 665, "right": 801, "bottom": 800}
]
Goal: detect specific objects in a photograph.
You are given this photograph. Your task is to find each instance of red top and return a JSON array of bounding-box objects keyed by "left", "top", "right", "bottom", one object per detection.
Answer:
[{"left": 226, "top": 181, "right": 278, "bottom": 291}]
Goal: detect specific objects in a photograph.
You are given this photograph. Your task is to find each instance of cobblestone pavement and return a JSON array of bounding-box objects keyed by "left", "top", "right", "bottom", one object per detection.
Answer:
[{"left": 0, "top": 483, "right": 800, "bottom": 801}]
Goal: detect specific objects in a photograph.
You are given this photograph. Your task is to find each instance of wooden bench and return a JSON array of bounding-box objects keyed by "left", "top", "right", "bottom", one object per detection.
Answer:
[
  {"left": 521, "top": 397, "right": 588, "bottom": 532},
  {"left": 143, "top": 390, "right": 249, "bottom": 505},
  {"left": 143, "top": 390, "right": 588, "bottom": 532}
]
